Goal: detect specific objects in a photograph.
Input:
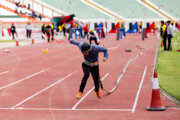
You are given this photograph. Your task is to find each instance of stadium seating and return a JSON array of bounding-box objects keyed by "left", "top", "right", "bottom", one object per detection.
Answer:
[
  {"left": 150, "top": 0, "right": 180, "bottom": 19},
  {"left": 0, "top": 8, "right": 18, "bottom": 17},
  {"left": 0, "top": 0, "right": 50, "bottom": 23},
  {"left": 39, "top": 0, "right": 111, "bottom": 19},
  {"left": 0, "top": 7, "right": 25, "bottom": 23},
  {"left": 94, "top": 0, "right": 162, "bottom": 19},
  {"left": 0, "top": 0, "right": 16, "bottom": 10}
]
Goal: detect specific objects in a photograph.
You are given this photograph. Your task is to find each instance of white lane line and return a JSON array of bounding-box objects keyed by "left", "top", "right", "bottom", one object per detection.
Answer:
[
  {"left": 0, "top": 71, "right": 9, "bottom": 75},
  {"left": 0, "top": 107, "right": 132, "bottom": 111},
  {"left": 132, "top": 66, "right": 147, "bottom": 113},
  {"left": 0, "top": 55, "right": 80, "bottom": 91},
  {"left": 108, "top": 45, "right": 120, "bottom": 50},
  {"left": 72, "top": 73, "right": 109, "bottom": 110},
  {"left": 0, "top": 70, "right": 46, "bottom": 90},
  {"left": 11, "top": 73, "right": 72, "bottom": 109}
]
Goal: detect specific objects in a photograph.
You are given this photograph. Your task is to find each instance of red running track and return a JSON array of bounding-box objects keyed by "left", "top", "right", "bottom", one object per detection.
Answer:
[{"left": 0, "top": 34, "right": 179, "bottom": 120}]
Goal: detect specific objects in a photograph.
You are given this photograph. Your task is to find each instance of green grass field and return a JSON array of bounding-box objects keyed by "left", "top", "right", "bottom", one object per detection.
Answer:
[
  {"left": 157, "top": 32, "right": 180, "bottom": 101},
  {"left": 0, "top": 40, "right": 17, "bottom": 42},
  {"left": 0, "top": 40, "right": 28, "bottom": 42}
]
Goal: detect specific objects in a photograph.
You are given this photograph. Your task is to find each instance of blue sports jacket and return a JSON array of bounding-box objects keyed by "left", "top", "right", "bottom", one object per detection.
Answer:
[{"left": 70, "top": 40, "right": 108, "bottom": 63}]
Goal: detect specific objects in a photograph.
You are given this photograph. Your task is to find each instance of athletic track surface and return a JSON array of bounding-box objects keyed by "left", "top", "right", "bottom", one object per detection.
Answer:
[{"left": 0, "top": 33, "right": 179, "bottom": 120}]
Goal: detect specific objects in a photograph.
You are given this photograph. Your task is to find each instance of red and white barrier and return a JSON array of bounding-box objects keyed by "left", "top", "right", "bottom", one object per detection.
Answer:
[
  {"left": 1, "top": 28, "right": 41, "bottom": 39},
  {"left": 2, "top": 28, "right": 11, "bottom": 37},
  {"left": 147, "top": 70, "right": 166, "bottom": 111}
]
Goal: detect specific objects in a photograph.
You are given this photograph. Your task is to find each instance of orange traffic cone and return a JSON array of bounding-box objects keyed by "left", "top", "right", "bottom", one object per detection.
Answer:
[
  {"left": 147, "top": 70, "right": 166, "bottom": 111},
  {"left": 16, "top": 40, "right": 19, "bottom": 46},
  {"left": 32, "top": 39, "right": 34, "bottom": 44}
]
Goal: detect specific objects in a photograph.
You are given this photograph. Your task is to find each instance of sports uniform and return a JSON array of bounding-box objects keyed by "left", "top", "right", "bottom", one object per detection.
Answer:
[{"left": 69, "top": 40, "right": 108, "bottom": 99}]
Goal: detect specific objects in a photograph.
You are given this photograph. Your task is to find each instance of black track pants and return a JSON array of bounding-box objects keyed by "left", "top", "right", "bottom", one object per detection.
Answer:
[{"left": 79, "top": 62, "right": 100, "bottom": 93}]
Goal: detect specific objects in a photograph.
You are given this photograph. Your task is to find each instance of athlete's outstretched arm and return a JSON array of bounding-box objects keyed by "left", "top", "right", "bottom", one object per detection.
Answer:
[
  {"left": 95, "top": 45, "right": 108, "bottom": 62},
  {"left": 69, "top": 39, "right": 81, "bottom": 48}
]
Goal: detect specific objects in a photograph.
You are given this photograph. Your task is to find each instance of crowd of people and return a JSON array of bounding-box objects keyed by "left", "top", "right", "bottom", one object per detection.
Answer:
[
  {"left": 10, "top": 20, "right": 179, "bottom": 52},
  {"left": 8, "top": 20, "right": 180, "bottom": 99},
  {"left": 40, "top": 21, "right": 106, "bottom": 44},
  {"left": 10, "top": 23, "right": 32, "bottom": 40},
  {"left": 15, "top": 1, "right": 41, "bottom": 20},
  {"left": 160, "top": 20, "right": 174, "bottom": 51},
  {"left": 41, "top": 23, "right": 54, "bottom": 42}
]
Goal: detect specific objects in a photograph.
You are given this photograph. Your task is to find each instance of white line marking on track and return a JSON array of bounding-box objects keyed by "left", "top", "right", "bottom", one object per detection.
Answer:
[
  {"left": 0, "top": 70, "right": 46, "bottom": 90},
  {"left": 108, "top": 45, "right": 120, "bottom": 50},
  {"left": 132, "top": 66, "right": 147, "bottom": 113},
  {"left": 0, "top": 71, "right": 9, "bottom": 75},
  {"left": 72, "top": 73, "right": 109, "bottom": 110},
  {"left": 0, "top": 107, "right": 132, "bottom": 111},
  {"left": 11, "top": 73, "right": 72, "bottom": 109},
  {"left": 0, "top": 55, "right": 80, "bottom": 91}
]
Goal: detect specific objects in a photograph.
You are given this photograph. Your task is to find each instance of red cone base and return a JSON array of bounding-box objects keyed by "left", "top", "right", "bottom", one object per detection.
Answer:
[
  {"left": 147, "top": 106, "right": 166, "bottom": 111},
  {"left": 147, "top": 89, "right": 166, "bottom": 111}
]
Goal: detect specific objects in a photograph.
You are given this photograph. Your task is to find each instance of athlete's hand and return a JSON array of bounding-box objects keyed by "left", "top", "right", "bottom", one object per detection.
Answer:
[
  {"left": 68, "top": 39, "right": 72, "bottom": 42},
  {"left": 102, "top": 58, "right": 107, "bottom": 62}
]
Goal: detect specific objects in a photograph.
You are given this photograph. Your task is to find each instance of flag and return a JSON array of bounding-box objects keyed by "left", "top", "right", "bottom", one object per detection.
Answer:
[{"left": 57, "top": 14, "right": 75, "bottom": 26}]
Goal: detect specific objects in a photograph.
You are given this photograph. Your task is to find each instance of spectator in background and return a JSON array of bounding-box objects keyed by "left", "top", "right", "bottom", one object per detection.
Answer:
[
  {"left": 74, "top": 22, "right": 82, "bottom": 38},
  {"left": 138, "top": 21, "right": 142, "bottom": 33},
  {"left": 160, "top": 21, "right": 167, "bottom": 51},
  {"left": 57, "top": 25, "right": 63, "bottom": 37},
  {"left": 62, "top": 22, "right": 67, "bottom": 37},
  {"left": 89, "top": 28, "right": 100, "bottom": 45},
  {"left": 167, "top": 21, "right": 174, "bottom": 51},
  {"left": 10, "top": 23, "right": 16, "bottom": 40},
  {"left": 41, "top": 24, "right": 46, "bottom": 39},
  {"left": 58, "top": 25, "right": 62, "bottom": 33},
  {"left": 77, "top": 21, "right": 83, "bottom": 37},
  {"left": 83, "top": 24, "right": 89, "bottom": 39},
  {"left": 26, "top": 23, "right": 32, "bottom": 38},
  {"left": 154, "top": 23, "right": 158, "bottom": 33},
  {"left": 15, "top": 2, "right": 22, "bottom": 13},
  {"left": 175, "top": 23, "right": 179, "bottom": 31},
  {"left": 28, "top": 3, "right": 30, "bottom": 10},
  {"left": 45, "top": 24, "right": 51, "bottom": 42},
  {"left": 51, "top": 23, "right": 55, "bottom": 41}
]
